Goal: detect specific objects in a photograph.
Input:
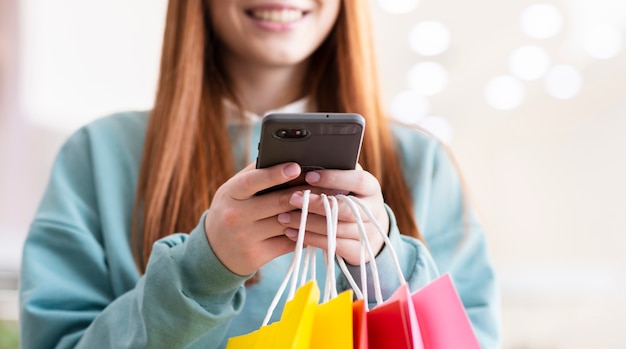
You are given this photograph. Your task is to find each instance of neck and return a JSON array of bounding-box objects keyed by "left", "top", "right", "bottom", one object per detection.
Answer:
[{"left": 222, "top": 56, "right": 309, "bottom": 115}]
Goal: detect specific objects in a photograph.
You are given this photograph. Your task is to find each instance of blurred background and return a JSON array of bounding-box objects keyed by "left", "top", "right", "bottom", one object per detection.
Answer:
[{"left": 0, "top": 0, "right": 625, "bottom": 347}]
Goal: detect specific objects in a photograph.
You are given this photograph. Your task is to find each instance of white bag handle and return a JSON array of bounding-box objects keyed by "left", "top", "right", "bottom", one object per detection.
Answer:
[
  {"left": 336, "top": 195, "right": 407, "bottom": 307},
  {"left": 321, "top": 194, "right": 338, "bottom": 302},
  {"left": 262, "top": 190, "right": 312, "bottom": 326},
  {"left": 261, "top": 190, "right": 407, "bottom": 326}
]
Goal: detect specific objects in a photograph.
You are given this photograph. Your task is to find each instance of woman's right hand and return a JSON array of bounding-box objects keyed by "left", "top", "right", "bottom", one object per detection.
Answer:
[{"left": 204, "top": 162, "right": 302, "bottom": 276}]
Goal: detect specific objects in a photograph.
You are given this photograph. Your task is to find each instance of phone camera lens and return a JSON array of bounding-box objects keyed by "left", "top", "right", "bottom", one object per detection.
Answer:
[{"left": 275, "top": 128, "right": 308, "bottom": 139}]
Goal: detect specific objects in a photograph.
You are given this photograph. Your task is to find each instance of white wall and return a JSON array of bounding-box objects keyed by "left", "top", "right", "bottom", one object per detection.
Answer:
[{"left": 1, "top": 0, "right": 625, "bottom": 347}]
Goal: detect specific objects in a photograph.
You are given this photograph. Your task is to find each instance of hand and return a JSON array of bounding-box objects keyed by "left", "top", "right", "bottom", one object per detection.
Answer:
[
  {"left": 277, "top": 167, "right": 389, "bottom": 265},
  {"left": 204, "top": 162, "right": 303, "bottom": 276}
]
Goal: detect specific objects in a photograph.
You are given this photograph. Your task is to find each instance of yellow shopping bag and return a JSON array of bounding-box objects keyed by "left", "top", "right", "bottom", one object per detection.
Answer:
[
  {"left": 275, "top": 280, "right": 320, "bottom": 348},
  {"left": 309, "top": 289, "right": 353, "bottom": 349},
  {"left": 228, "top": 191, "right": 358, "bottom": 349},
  {"left": 228, "top": 191, "right": 323, "bottom": 349},
  {"left": 226, "top": 280, "right": 320, "bottom": 349},
  {"left": 308, "top": 194, "right": 353, "bottom": 349}
]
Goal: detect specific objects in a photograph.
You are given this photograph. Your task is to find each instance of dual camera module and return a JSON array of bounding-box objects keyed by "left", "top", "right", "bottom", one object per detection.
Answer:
[{"left": 273, "top": 128, "right": 310, "bottom": 139}]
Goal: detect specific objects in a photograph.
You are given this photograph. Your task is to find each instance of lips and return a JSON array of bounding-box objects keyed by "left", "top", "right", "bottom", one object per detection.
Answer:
[{"left": 246, "top": 6, "right": 309, "bottom": 24}]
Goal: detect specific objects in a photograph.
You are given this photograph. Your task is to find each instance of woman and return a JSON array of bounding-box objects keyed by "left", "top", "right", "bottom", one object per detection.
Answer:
[{"left": 19, "top": 0, "right": 500, "bottom": 348}]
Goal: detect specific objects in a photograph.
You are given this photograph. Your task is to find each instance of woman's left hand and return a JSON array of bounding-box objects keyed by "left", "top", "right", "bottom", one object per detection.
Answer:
[{"left": 277, "top": 166, "right": 389, "bottom": 265}]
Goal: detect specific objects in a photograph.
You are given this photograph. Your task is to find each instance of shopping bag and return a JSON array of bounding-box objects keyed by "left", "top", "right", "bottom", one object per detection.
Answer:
[
  {"left": 411, "top": 274, "right": 480, "bottom": 349},
  {"left": 388, "top": 284, "right": 423, "bottom": 348},
  {"left": 309, "top": 289, "right": 353, "bottom": 349},
  {"left": 352, "top": 299, "right": 368, "bottom": 349},
  {"left": 228, "top": 191, "right": 355, "bottom": 349},
  {"left": 329, "top": 194, "right": 369, "bottom": 349},
  {"left": 336, "top": 194, "right": 425, "bottom": 349},
  {"left": 274, "top": 280, "right": 320, "bottom": 348},
  {"left": 366, "top": 291, "right": 408, "bottom": 348},
  {"left": 308, "top": 194, "right": 353, "bottom": 349},
  {"left": 226, "top": 280, "right": 319, "bottom": 349},
  {"left": 224, "top": 327, "right": 259, "bottom": 348},
  {"left": 227, "top": 191, "right": 319, "bottom": 349},
  {"left": 367, "top": 283, "right": 424, "bottom": 349},
  {"left": 339, "top": 194, "right": 481, "bottom": 349}
]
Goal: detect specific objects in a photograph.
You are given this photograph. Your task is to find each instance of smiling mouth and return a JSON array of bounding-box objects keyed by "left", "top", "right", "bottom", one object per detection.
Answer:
[{"left": 246, "top": 8, "right": 309, "bottom": 24}]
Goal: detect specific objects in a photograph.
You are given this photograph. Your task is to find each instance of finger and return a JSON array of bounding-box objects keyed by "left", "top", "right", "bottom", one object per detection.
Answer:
[
  {"left": 278, "top": 210, "right": 361, "bottom": 240},
  {"left": 304, "top": 169, "right": 381, "bottom": 197},
  {"left": 288, "top": 191, "right": 371, "bottom": 223},
  {"left": 252, "top": 216, "right": 300, "bottom": 241},
  {"left": 234, "top": 235, "right": 296, "bottom": 274},
  {"left": 284, "top": 229, "right": 364, "bottom": 264},
  {"left": 239, "top": 161, "right": 257, "bottom": 172},
  {"left": 228, "top": 162, "right": 301, "bottom": 200},
  {"left": 256, "top": 235, "right": 298, "bottom": 262}
]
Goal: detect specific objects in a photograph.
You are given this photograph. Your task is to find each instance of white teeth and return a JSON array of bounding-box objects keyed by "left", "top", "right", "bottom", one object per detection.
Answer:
[{"left": 251, "top": 9, "right": 304, "bottom": 23}]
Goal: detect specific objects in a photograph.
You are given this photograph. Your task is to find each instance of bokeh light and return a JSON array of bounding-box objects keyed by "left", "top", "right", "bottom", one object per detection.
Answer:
[
  {"left": 544, "top": 65, "right": 583, "bottom": 99},
  {"left": 407, "top": 61, "right": 449, "bottom": 96},
  {"left": 508, "top": 45, "right": 552, "bottom": 80},
  {"left": 520, "top": 4, "right": 563, "bottom": 39},
  {"left": 408, "top": 21, "right": 451, "bottom": 56},
  {"left": 417, "top": 116, "right": 453, "bottom": 144},
  {"left": 583, "top": 25, "right": 624, "bottom": 60},
  {"left": 485, "top": 75, "right": 526, "bottom": 110},
  {"left": 389, "top": 90, "right": 431, "bottom": 124}
]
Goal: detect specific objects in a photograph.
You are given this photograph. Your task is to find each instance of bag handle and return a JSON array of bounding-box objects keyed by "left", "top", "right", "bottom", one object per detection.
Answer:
[
  {"left": 336, "top": 195, "right": 407, "bottom": 307},
  {"left": 262, "top": 190, "right": 406, "bottom": 325},
  {"left": 321, "top": 194, "right": 339, "bottom": 302},
  {"left": 262, "top": 190, "right": 312, "bottom": 326},
  {"left": 324, "top": 195, "right": 369, "bottom": 303},
  {"left": 262, "top": 190, "right": 347, "bottom": 326}
]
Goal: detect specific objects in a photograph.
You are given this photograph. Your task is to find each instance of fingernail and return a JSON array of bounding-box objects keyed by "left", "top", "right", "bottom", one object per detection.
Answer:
[
  {"left": 305, "top": 171, "right": 320, "bottom": 183},
  {"left": 285, "top": 228, "right": 298, "bottom": 239},
  {"left": 290, "top": 192, "right": 303, "bottom": 206},
  {"left": 283, "top": 163, "right": 300, "bottom": 177},
  {"left": 277, "top": 213, "right": 291, "bottom": 224}
]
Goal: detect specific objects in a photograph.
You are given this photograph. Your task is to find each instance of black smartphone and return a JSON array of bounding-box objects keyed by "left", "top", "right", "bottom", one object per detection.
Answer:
[{"left": 255, "top": 112, "right": 365, "bottom": 195}]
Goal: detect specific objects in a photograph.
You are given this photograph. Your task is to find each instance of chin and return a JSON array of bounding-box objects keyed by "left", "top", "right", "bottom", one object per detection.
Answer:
[{"left": 253, "top": 48, "right": 313, "bottom": 68}]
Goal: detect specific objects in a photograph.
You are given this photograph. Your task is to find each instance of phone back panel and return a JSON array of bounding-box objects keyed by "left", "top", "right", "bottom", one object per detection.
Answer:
[{"left": 256, "top": 113, "right": 365, "bottom": 170}]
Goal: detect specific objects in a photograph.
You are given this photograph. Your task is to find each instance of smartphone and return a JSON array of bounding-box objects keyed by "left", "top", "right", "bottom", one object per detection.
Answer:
[{"left": 255, "top": 112, "right": 365, "bottom": 195}]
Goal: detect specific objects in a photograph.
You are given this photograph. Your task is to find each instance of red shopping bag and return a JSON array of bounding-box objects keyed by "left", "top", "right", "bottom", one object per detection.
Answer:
[
  {"left": 338, "top": 195, "right": 481, "bottom": 348},
  {"left": 367, "top": 283, "right": 424, "bottom": 349},
  {"left": 352, "top": 299, "right": 368, "bottom": 349},
  {"left": 333, "top": 194, "right": 425, "bottom": 349},
  {"left": 412, "top": 274, "right": 480, "bottom": 349}
]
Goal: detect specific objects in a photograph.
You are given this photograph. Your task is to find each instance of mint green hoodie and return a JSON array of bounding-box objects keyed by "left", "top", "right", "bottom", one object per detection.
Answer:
[{"left": 19, "top": 111, "right": 500, "bottom": 348}]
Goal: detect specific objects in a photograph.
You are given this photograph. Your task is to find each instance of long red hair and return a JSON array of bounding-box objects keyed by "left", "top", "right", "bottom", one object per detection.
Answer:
[{"left": 132, "top": 0, "right": 421, "bottom": 273}]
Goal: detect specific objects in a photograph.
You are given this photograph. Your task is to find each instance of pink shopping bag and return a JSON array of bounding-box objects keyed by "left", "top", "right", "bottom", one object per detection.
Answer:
[{"left": 411, "top": 274, "right": 480, "bottom": 349}]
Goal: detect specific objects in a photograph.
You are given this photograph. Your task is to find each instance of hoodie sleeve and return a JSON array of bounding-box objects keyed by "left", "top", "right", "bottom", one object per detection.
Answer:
[{"left": 19, "top": 127, "right": 248, "bottom": 349}]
